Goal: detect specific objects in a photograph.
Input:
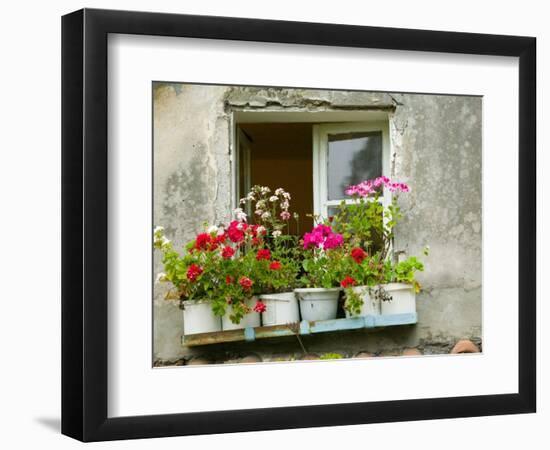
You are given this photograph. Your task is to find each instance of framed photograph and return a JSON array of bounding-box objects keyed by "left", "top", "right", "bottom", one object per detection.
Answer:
[{"left": 62, "top": 8, "right": 536, "bottom": 442}]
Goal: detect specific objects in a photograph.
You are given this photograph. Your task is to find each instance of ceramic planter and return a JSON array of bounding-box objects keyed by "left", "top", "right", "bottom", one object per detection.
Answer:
[
  {"left": 379, "top": 283, "right": 416, "bottom": 315},
  {"left": 259, "top": 292, "right": 300, "bottom": 326},
  {"left": 344, "top": 285, "right": 381, "bottom": 318},
  {"left": 295, "top": 288, "right": 341, "bottom": 322},
  {"left": 222, "top": 297, "right": 261, "bottom": 330},
  {"left": 182, "top": 299, "right": 222, "bottom": 335}
]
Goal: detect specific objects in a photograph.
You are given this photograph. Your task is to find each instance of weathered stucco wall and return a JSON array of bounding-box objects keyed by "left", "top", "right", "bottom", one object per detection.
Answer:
[
  {"left": 153, "top": 83, "right": 482, "bottom": 362},
  {"left": 153, "top": 83, "right": 232, "bottom": 359},
  {"left": 390, "top": 94, "right": 482, "bottom": 349}
]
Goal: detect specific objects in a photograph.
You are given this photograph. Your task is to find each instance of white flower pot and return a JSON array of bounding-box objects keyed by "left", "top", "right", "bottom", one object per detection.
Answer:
[
  {"left": 344, "top": 285, "right": 381, "bottom": 318},
  {"left": 222, "top": 297, "right": 261, "bottom": 330},
  {"left": 259, "top": 292, "right": 300, "bottom": 326},
  {"left": 295, "top": 288, "right": 340, "bottom": 322},
  {"left": 182, "top": 299, "right": 222, "bottom": 335},
  {"left": 379, "top": 283, "right": 416, "bottom": 315}
]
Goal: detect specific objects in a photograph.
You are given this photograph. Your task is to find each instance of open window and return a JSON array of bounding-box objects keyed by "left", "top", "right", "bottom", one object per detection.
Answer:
[
  {"left": 313, "top": 122, "right": 390, "bottom": 219},
  {"left": 234, "top": 115, "right": 390, "bottom": 234}
]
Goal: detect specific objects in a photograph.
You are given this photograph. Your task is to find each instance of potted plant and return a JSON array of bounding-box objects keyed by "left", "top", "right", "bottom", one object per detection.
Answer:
[
  {"left": 332, "top": 176, "right": 426, "bottom": 317},
  {"left": 153, "top": 225, "right": 222, "bottom": 335},
  {"left": 153, "top": 219, "right": 264, "bottom": 334},
  {"left": 339, "top": 249, "right": 385, "bottom": 318},
  {"left": 379, "top": 255, "right": 425, "bottom": 315},
  {"left": 239, "top": 186, "right": 302, "bottom": 326},
  {"left": 211, "top": 217, "right": 263, "bottom": 331},
  {"left": 254, "top": 239, "right": 302, "bottom": 326},
  {"left": 296, "top": 224, "right": 345, "bottom": 321}
]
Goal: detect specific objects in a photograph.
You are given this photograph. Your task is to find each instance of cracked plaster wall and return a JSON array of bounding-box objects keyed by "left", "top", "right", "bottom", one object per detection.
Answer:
[{"left": 153, "top": 84, "right": 482, "bottom": 360}]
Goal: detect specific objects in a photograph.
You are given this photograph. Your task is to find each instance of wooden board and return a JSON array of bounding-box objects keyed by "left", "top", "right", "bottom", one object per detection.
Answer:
[{"left": 182, "top": 312, "right": 417, "bottom": 347}]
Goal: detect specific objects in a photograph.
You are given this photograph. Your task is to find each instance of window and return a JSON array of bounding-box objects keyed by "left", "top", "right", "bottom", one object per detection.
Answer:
[
  {"left": 313, "top": 122, "right": 390, "bottom": 219},
  {"left": 233, "top": 116, "right": 390, "bottom": 232}
]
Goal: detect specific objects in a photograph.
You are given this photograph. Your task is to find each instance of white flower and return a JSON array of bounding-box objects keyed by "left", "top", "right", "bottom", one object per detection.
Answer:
[
  {"left": 236, "top": 222, "right": 245, "bottom": 231},
  {"left": 217, "top": 227, "right": 226, "bottom": 236},
  {"left": 261, "top": 211, "right": 271, "bottom": 219},
  {"left": 261, "top": 186, "right": 271, "bottom": 194},
  {"left": 283, "top": 192, "right": 291, "bottom": 200},
  {"left": 256, "top": 199, "right": 266, "bottom": 209},
  {"left": 153, "top": 226, "right": 171, "bottom": 250},
  {"left": 281, "top": 201, "right": 290, "bottom": 210},
  {"left": 207, "top": 225, "right": 218, "bottom": 234},
  {"left": 275, "top": 188, "right": 284, "bottom": 195},
  {"left": 240, "top": 198, "right": 247, "bottom": 205},
  {"left": 272, "top": 230, "right": 282, "bottom": 238},
  {"left": 257, "top": 225, "right": 266, "bottom": 234},
  {"left": 155, "top": 272, "right": 167, "bottom": 284},
  {"left": 233, "top": 207, "right": 247, "bottom": 222},
  {"left": 269, "top": 195, "right": 278, "bottom": 202},
  {"left": 246, "top": 193, "right": 255, "bottom": 201},
  {"left": 255, "top": 209, "right": 263, "bottom": 216}
]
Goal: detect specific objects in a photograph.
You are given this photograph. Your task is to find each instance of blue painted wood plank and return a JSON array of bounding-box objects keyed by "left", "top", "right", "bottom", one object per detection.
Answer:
[
  {"left": 299, "top": 320, "right": 310, "bottom": 334},
  {"left": 363, "top": 315, "right": 376, "bottom": 328},
  {"left": 183, "top": 312, "right": 418, "bottom": 346},
  {"left": 309, "top": 316, "right": 366, "bottom": 333},
  {"left": 373, "top": 312, "right": 418, "bottom": 327},
  {"left": 244, "top": 327, "right": 256, "bottom": 341}
]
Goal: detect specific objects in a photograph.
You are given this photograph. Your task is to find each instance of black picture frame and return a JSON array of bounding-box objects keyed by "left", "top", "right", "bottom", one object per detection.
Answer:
[{"left": 61, "top": 8, "right": 536, "bottom": 442}]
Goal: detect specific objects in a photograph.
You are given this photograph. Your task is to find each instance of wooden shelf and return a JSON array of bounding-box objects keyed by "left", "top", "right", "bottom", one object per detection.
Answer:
[{"left": 182, "top": 312, "right": 417, "bottom": 347}]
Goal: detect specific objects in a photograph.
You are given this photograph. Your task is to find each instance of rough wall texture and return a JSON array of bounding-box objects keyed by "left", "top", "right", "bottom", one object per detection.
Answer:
[
  {"left": 153, "top": 83, "right": 232, "bottom": 358},
  {"left": 152, "top": 83, "right": 482, "bottom": 361}
]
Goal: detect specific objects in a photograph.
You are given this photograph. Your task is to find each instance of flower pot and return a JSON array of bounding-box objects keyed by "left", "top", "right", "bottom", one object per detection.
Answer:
[
  {"left": 344, "top": 285, "right": 381, "bottom": 318},
  {"left": 295, "top": 288, "right": 340, "bottom": 322},
  {"left": 182, "top": 299, "right": 222, "bottom": 335},
  {"left": 259, "top": 292, "right": 300, "bottom": 326},
  {"left": 379, "top": 283, "right": 416, "bottom": 315},
  {"left": 222, "top": 297, "right": 261, "bottom": 330}
]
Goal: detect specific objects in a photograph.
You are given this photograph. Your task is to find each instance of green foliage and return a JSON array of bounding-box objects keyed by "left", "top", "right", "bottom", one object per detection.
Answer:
[
  {"left": 343, "top": 288, "right": 363, "bottom": 316},
  {"left": 330, "top": 192, "right": 402, "bottom": 261},
  {"left": 384, "top": 256, "right": 425, "bottom": 293},
  {"left": 300, "top": 248, "right": 346, "bottom": 289},
  {"left": 320, "top": 353, "right": 343, "bottom": 360}
]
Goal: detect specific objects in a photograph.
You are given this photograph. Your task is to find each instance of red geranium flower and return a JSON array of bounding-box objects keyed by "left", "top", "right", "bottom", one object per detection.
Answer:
[
  {"left": 194, "top": 233, "right": 211, "bottom": 250},
  {"left": 269, "top": 261, "right": 282, "bottom": 270},
  {"left": 253, "top": 300, "right": 267, "bottom": 313},
  {"left": 214, "top": 232, "right": 227, "bottom": 244},
  {"left": 225, "top": 275, "right": 233, "bottom": 284},
  {"left": 340, "top": 276, "right": 356, "bottom": 288},
  {"left": 239, "top": 276, "right": 253, "bottom": 290},
  {"left": 186, "top": 264, "right": 203, "bottom": 282},
  {"left": 256, "top": 249, "right": 271, "bottom": 261},
  {"left": 227, "top": 220, "right": 246, "bottom": 243},
  {"left": 351, "top": 247, "right": 367, "bottom": 264},
  {"left": 221, "top": 246, "right": 235, "bottom": 259}
]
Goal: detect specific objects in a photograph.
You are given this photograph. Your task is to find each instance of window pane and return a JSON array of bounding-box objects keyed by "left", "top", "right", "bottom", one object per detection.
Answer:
[{"left": 327, "top": 131, "right": 382, "bottom": 200}]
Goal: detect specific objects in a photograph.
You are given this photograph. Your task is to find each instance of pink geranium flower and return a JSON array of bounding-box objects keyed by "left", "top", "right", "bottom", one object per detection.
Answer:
[
  {"left": 345, "top": 177, "right": 410, "bottom": 197},
  {"left": 303, "top": 224, "right": 343, "bottom": 250}
]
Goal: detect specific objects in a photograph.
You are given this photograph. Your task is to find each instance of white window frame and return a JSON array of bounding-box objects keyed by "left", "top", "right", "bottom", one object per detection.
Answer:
[{"left": 313, "top": 121, "right": 391, "bottom": 220}]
